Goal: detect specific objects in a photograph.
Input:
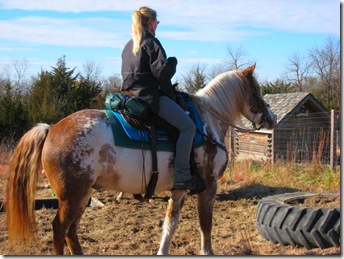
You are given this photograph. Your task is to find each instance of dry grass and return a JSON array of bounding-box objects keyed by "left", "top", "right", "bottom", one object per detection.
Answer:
[{"left": 223, "top": 159, "right": 340, "bottom": 192}]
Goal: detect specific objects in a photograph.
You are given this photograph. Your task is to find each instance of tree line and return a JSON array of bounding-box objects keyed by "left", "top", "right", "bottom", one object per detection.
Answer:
[
  {"left": 0, "top": 56, "right": 118, "bottom": 141},
  {"left": 0, "top": 37, "right": 339, "bottom": 142}
]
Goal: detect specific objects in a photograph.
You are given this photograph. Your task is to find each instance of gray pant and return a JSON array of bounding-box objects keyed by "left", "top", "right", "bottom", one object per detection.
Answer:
[{"left": 157, "top": 96, "right": 196, "bottom": 182}]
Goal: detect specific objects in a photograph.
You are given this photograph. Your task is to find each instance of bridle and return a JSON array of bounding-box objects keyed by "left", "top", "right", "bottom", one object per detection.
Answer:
[
  {"left": 200, "top": 73, "right": 274, "bottom": 133},
  {"left": 192, "top": 73, "right": 275, "bottom": 156},
  {"left": 246, "top": 75, "right": 274, "bottom": 130}
]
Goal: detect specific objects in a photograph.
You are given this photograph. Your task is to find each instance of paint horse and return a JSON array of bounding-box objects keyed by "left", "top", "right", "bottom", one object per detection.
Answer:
[{"left": 5, "top": 64, "right": 276, "bottom": 255}]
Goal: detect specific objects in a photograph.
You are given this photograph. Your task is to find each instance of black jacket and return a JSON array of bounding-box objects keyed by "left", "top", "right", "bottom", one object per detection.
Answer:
[{"left": 121, "top": 31, "right": 177, "bottom": 114}]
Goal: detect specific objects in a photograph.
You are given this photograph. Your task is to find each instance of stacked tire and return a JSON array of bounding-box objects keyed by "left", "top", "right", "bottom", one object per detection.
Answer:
[{"left": 256, "top": 191, "right": 340, "bottom": 249}]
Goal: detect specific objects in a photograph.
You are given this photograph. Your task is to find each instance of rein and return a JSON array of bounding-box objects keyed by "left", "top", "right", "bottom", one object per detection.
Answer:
[
  {"left": 196, "top": 128, "right": 228, "bottom": 153},
  {"left": 206, "top": 105, "right": 255, "bottom": 133}
]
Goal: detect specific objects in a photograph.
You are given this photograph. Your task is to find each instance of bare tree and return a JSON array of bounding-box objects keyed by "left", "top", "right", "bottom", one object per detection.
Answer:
[
  {"left": 81, "top": 60, "right": 104, "bottom": 82},
  {"left": 102, "top": 74, "right": 122, "bottom": 95},
  {"left": 0, "top": 64, "right": 11, "bottom": 95},
  {"left": 12, "top": 58, "right": 29, "bottom": 88},
  {"left": 284, "top": 52, "right": 311, "bottom": 92},
  {"left": 308, "top": 36, "right": 340, "bottom": 108},
  {"left": 207, "top": 46, "right": 254, "bottom": 80},
  {"left": 225, "top": 45, "right": 253, "bottom": 70},
  {"left": 0, "top": 59, "right": 30, "bottom": 94},
  {"left": 208, "top": 63, "right": 227, "bottom": 80}
]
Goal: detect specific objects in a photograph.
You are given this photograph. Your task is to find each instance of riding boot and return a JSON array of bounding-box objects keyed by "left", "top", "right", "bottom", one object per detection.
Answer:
[
  {"left": 172, "top": 148, "right": 205, "bottom": 195},
  {"left": 172, "top": 176, "right": 204, "bottom": 195}
]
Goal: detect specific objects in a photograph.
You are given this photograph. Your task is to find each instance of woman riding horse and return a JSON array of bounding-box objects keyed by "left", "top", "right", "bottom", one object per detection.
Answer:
[{"left": 121, "top": 7, "right": 204, "bottom": 194}]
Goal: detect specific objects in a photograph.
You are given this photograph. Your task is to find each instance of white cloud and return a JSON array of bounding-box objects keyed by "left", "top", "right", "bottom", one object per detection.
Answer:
[
  {"left": 0, "top": 0, "right": 135, "bottom": 12},
  {"left": 0, "top": 16, "right": 130, "bottom": 48},
  {"left": 156, "top": 0, "right": 339, "bottom": 38},
  {"left": 0, "top": 0, "right": 339, "bottom": 39}
]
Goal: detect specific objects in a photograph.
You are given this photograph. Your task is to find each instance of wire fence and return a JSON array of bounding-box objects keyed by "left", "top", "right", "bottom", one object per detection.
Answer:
[{"left": 228, "top": 110, "right": 340, "bottom": 168}]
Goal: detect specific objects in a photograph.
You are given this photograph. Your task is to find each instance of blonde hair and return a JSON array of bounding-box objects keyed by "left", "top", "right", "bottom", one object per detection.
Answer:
[{"left": 131, "top": 6, "right": 157, "bottom": 55}]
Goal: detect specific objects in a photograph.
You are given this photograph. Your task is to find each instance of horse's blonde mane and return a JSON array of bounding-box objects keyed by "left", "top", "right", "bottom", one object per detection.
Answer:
[{"left": 194, "top": 70, "right": 248, "bottom": 125}]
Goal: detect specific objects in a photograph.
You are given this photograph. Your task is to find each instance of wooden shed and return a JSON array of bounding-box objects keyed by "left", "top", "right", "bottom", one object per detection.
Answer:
[{"left": 233, "top": 92, "right": 331, "bottom": 163}]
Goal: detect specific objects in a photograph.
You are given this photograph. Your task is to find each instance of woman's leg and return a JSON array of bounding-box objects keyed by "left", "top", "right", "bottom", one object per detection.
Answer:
[{"left": 157, "top": 96, "right": 195, "bottom": 182}]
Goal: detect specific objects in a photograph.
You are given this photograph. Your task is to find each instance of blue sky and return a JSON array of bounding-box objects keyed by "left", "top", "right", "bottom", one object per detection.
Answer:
[{"left": 0, "top": 0, "right": 340, "bottom": 83}]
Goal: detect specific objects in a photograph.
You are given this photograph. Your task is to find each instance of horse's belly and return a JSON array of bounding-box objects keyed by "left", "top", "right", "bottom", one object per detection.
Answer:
[{"left": 94, "top": 147, "right": 175, "bottom": 194}]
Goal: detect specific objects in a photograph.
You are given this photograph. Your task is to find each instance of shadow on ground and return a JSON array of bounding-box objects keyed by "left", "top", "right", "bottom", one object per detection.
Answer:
[{"left": 216, "top": 183, "right": 300, "bottom": 201}]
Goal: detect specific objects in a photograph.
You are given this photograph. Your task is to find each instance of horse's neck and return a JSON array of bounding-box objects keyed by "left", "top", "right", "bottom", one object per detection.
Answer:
[
  {"left": 193, "top": 97, "right": 229, "bottom": 144},
  {"left": 205, "top": 110, "right": 229, "bottom": 142}
]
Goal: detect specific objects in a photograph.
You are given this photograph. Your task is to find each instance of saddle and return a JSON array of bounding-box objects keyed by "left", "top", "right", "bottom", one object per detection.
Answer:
[{"left": 104, "top": 91, "right": 206, "bottom": 199}]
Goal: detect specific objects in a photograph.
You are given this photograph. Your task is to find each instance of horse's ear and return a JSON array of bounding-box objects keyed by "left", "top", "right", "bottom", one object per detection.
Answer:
[{"left": 242, "top": 63, "right": 256, "bottom": 77}]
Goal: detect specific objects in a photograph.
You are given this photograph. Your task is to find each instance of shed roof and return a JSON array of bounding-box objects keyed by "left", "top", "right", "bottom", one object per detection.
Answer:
[
  {"left": 264, "top": 92, "right": 328, "bottom": 126},
  {"left": 239, "top": 92, "right": 328, "bottom": 131}
]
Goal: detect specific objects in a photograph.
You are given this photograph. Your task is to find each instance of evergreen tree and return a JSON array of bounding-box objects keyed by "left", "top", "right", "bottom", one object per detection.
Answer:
[
  {"left": 27, "top": 56, "right": 102, "bottom": 125},
  {"left": 27, "top": 70, "right": 66, "bottom": 125},
  {"left": 261, "top": 80, "right": 292, "bottom": 95},
  {"left": 0, "top": 80, "right": 29, "bottom": 139},
  {"left": 50, "top": 56, "right": 80, "bottom": 115},
  {"left": 70, "top": 75, "right": 102, "bottom": 110},
  {"left": 182, "top": 64, "right": 207, "bottom": 93}
]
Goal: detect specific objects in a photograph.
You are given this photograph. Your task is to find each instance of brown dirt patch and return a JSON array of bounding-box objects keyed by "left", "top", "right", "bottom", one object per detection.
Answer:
[{"left": 0, "top": 174, "right": 340, "bottom": 255}]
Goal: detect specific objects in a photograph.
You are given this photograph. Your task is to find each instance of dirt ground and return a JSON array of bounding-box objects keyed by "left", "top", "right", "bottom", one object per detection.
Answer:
[{"left": 0, "top": 164, "right": 340, "bottom": 256}]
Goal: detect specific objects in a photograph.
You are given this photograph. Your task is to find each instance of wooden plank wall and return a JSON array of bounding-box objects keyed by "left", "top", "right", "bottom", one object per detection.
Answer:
[{"left": 235, "top": 132, "right": 272, "bottom": 161}]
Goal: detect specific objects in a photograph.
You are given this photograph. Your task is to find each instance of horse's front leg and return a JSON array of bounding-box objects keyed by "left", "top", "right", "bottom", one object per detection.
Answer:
[
  {"left": 197, "top": 181, "right": 217, "bottom": 255},
  {"left": 157, "top": 190, "right": 187, "bottom": 255}
]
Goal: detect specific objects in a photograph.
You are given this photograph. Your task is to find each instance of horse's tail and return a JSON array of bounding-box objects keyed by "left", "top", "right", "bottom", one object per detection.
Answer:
[{"left": 5, "top": 123, "right": 51, "bottom": 246}]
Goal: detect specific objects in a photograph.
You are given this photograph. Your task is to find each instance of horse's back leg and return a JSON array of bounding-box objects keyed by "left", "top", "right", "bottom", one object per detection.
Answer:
[
  {"left": 157, "top": 190, "right": 187, "bottom": 255},
  {"left": 116, "top": 192, "right": 124, "bottom": 201},
  {"left": 197, "top": 183, "right": 217, "bottom": 255},
  {"left": 52, "top": 190, "right": 91, "bottom": 255},
  {"left": 65, "top": 219, "right": 83, "bottom": 255}
]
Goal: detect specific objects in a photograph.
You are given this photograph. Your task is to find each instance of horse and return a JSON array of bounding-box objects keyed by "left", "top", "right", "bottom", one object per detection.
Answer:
[{"left": 5, "top": 64, "right": 276, "bottom": 255}]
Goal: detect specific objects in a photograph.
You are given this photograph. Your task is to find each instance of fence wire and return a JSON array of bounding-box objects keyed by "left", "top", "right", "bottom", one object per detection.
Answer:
[{"left": 228, "top": 111, "right": 340, "bottom": 166}]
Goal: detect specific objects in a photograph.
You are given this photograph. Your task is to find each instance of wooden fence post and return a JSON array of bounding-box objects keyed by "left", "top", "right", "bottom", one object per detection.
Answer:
[
  {"left": 271, "top": 129, "right": 275, "bottom": 164},
  {"left": 227, "top": 126, "right": 236, "bottom": 162},
  {"left": 330, "top": 109, "right": 336, "bottom": 169},
  {"left": 227, "top": 127, "right": 232, "bottom": 162}
]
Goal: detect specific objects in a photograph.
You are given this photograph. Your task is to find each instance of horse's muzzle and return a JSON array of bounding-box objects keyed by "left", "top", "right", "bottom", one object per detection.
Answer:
[{"left": 262, "top": 114, "right": 277, "bottom": 130}]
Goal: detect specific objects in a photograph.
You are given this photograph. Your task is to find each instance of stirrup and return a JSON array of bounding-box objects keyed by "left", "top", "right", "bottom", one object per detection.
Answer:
[{"left": 172, "top": 176, "right": 205, "bottom": 195}]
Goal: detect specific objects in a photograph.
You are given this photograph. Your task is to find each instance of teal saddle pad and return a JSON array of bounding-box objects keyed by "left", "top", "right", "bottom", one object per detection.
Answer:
[{"left": 104, "top": 100, "right": 206, "bottom": 152}]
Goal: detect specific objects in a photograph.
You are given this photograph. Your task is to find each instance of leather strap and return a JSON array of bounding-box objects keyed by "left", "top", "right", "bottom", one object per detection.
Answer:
[
  {"left": 144, "top": 125, "right": 159, "bottom": 199},
  {"left": 123, "top": 90, "right": 134, "bottom": 97}
]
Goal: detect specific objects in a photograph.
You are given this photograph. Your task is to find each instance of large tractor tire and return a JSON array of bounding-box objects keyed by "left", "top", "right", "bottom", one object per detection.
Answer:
[{"left": 256, "top": 191, "right": 340, "bottom": 249}]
